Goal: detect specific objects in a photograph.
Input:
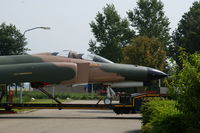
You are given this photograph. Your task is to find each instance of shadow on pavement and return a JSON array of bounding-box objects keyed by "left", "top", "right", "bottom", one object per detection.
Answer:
[
  {"left": 124, "top": 129, "right": 141, "bottom": 133},
  {"left": 78, "top": 110, "right": 114, "bottom": 113},
  {"left": 0, "top": 116, "right": 142, "bottom": 120}
]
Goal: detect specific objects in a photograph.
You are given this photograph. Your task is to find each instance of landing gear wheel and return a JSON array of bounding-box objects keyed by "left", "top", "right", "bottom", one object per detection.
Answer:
[{"left": 104, "top": 97, "right": 112, "bottom": 105}]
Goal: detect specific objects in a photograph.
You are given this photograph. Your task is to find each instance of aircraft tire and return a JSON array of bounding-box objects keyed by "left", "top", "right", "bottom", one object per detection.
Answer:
[{"left": 104, "top": 97, "right": 112, "bottom": 105}]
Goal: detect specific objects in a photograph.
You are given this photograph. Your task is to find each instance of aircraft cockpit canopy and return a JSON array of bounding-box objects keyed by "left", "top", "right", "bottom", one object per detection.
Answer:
[{"left": 52, "top": 50, "right": 113, "bottom": 63}]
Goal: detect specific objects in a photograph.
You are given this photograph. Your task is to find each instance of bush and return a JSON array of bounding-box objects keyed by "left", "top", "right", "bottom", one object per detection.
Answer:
[
  {"left": 141, "top": 98, "right": 179, "bottom": 125},
  {"left": 141, "top": 98, "right": 186, "bottom": 133}
]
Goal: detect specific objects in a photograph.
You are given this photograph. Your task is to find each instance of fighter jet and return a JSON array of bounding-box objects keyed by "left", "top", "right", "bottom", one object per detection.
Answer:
[
  {"left": 0, "top": 50, "right": 167, "bottom": 88},
  {"left": 0, "top": 50, "right": 168, "bottom": 104}
]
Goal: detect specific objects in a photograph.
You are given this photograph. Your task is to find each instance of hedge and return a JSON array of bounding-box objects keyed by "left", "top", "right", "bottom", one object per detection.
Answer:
[{"left": 141, "top": 98, "right": 187, "bottom": 133}]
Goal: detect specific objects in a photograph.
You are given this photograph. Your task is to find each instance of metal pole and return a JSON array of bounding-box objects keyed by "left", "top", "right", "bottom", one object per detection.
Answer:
[
  {"left": 23, "top": 27, "right": 50, "bottom": 36},
  {"left": 158, "top": 79, "right": 161, "bottom": 94},
  {"left": 52, "top": 86, "right": 55, "bottom": 98},
  {"left": 6, "top": 85, "right": 8, "bottom": 103},
  {"left": 23, "top": 26, "right": 50, "bottom": 92},
  {"left": 159, "top": 79, "right": 161, "bottom": 88},
  {"left": 20, "top": 87, "right": 22, "bottom": 104},
  {"left": 91, "top": 84, "right": 94, "bottom": 97},
  {"left": 29, "top": 83, "right": 31, "bottom": 91}
]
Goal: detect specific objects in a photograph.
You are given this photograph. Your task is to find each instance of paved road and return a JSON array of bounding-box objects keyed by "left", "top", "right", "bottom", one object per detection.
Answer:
[{"left": 0, "top": 100, "right": 142, "bottom": 133}]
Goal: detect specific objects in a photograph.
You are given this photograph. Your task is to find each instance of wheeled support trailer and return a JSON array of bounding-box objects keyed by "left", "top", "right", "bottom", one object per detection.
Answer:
[{"left": 0, "top": 103, "right": 134, "bottom": 114}]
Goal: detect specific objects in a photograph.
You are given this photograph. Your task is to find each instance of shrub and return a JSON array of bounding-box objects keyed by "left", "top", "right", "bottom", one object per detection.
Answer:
[
  {"left": 141, "top": 98, "right": 186, "bottom": 133},
  {"left": 141, "top": 98, "right": 179, "bottom": 125}
]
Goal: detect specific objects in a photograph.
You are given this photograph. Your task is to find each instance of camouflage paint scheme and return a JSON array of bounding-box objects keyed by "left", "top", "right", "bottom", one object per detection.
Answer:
[{"left": 0, "top": 52, "right": 167, "bottom": 88}]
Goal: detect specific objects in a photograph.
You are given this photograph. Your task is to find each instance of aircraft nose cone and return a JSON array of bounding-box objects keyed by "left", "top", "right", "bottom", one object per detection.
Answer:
[{"left": 147, "top": 68, "right": 167, "bottom": 80}]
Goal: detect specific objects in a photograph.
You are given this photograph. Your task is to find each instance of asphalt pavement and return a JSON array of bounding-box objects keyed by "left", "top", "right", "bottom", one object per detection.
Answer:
[{"left": 0, "top": 100, "right": 142, "bottom": 133}]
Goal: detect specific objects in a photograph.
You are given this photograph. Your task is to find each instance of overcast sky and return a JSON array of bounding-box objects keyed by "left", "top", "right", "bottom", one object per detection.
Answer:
[{"left": 0, "top": 0, "right": 197, "bottom": 54}]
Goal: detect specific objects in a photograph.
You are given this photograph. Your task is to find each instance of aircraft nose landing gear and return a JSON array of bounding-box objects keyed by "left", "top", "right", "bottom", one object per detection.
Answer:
[{"left": 103, "top": 86, "right": 115, "bottom": 105}]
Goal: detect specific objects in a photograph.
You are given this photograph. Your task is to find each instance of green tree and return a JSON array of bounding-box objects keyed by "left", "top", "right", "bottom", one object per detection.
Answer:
[
  {"left": 127, "top": 0, "right": 170, "bottom": 49},
  {"left": 0, "top": 23, "right": 28, "bottom": 55},
  {"left": 88, "top": 4, "right": 135, "bottom": 63},
  {"left": 167, "top": 52, "right": 200, "bottom": 129},
  {"left": 122, "top": 36, "right": 166, "bottom": 71},
  {"left": 171, "top": 2, "right": 200, "bottom": 66}
]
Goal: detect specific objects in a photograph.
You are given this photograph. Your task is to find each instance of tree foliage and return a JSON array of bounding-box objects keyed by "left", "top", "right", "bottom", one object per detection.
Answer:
[
  {"left": 127, "top": 0, "right": 170, "bottom": 49},
  {"left": 167, "top": 52, "right": 200, "bottom": 128},
  {"left": 88, "top": 4, "right": 135, "bottom": 63},
  {"left": 122, "top": 36, "right": 166, "bottom": 71},
  {"left": 0, "top": 23, "right": 28, "bottom": 55},
  {"left": 170, "top": 1, "right": 200, "bottom": 65},
  {"left": 141, "top": 99, "right": 185, "bottom": 133}
]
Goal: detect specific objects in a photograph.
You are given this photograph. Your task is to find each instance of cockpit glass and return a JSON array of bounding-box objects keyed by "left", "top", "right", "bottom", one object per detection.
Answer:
[
  {"left": 51, "top": 50, "right": 70, "bottom": 57},
  {"left": 81, "top": 54, "right": 94, "bottom": 61},
  {"left": 52, "top": 50, "right": 113, "bottom": 63},
  {"left": 82, "top": 54, "right": 113, "bottom": 63},
  {"left": 56, "top": 50, "right": 70, "bottom": 57}
]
